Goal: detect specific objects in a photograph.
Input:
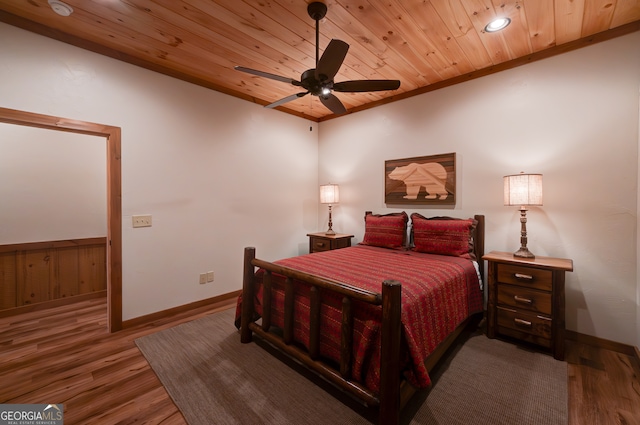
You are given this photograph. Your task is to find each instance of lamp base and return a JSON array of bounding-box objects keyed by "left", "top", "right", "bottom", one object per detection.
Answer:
[
  {"left": 325, "top": 204, "right": 335, "bottom": 236},
  {"left": 513, "top": 247, "right": 535, "bottom": 259}
]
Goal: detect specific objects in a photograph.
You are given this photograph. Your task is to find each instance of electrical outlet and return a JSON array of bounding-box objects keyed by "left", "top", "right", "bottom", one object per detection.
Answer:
[
  {"left": 199, "top": 273, "right": 207, "bottom": 284},
  {"left": 132, "top": 214, "right": 152, "bottom": 228},
  {"left": 207, "top": 271, "right": 214, "bottom": 282}
]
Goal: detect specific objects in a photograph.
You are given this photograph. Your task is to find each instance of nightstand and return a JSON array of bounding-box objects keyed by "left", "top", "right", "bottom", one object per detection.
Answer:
[
  {"left": 307, "top": 232, "right": 354, "bottom": 253},
  {"left": 483, "top": 251, "right": 573, "bottom": 360}
]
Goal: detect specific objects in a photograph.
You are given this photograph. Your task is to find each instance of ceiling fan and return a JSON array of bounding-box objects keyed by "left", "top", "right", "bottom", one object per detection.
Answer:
[{"left": 235, "top": 2, "right": 401, "bottom": 115}]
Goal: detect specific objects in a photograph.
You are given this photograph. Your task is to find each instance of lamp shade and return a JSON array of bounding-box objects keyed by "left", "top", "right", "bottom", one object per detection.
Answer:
[
  {"left": 504, "top": 173, "right": 543, "bottom": 206},
  {"left": 320, "top": 184, "right": 339, "bottom": 204}
]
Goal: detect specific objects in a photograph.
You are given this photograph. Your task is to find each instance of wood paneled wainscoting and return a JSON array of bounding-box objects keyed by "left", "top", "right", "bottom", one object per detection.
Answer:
[{"left": 0, "top": 238, "right": 106, "bottom": 314}]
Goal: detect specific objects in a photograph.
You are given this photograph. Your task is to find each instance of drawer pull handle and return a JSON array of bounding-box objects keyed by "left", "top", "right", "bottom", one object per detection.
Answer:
[
  {"left": 514, "top": 295, "right": 533, "bottom": 304},
  {"left": 316, "top": 242, "right": 325, "bottom": 247},
  {"left": 514, "top": 273, "right": 534, "bottom": 281},
  {"left": 514, "top": 318, "right": 532, "bottom": 327}
]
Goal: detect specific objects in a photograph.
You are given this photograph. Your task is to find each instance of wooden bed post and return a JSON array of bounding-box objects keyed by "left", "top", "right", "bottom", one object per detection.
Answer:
[
  {"left": 241, "top": 247, "right": 256, "bottom": 343},
  {"left": 379, "top": 280, "right": 402, "bottom": 425},
  {"left": 474, "top": 214, "right": 485, "bottom": 279}
]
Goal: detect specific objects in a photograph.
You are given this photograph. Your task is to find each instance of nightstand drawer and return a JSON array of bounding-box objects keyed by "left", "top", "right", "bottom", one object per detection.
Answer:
[
  {"left": 497, "top": 263, "right": 552, "bottom": 291},
  {"left": 497, "top": 306, "right": 552, "bottom": 340},
  {"left": 310, "top": 236, "right": 331, "bottom": 252},
  {"left": 307, "top": 232, "right": 354, "bottom": 254},
  {"left": 497, "top": 284, "right": 551, "bottom": 315},
  {"left": 332, "top": 238, "right": 351, "bottom": 250}
]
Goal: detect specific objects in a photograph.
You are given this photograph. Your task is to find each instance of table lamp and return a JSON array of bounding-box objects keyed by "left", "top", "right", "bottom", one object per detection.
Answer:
[
  {"left": 504, "top": 173, "right": 543, "bottom": 258},
  {"left": 320, "top": 184, "right": 339, "bottom": 235}
]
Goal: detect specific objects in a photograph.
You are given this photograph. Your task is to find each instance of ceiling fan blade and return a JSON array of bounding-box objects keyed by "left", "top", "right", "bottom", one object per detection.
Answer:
[
  {"left": 265, "top": 92, "right": 309, "bottom": 109},
  {"left": 333, "top": 80, "right": 401, "bottom": 92},
  {"left": 315, "top": 39, "right": 349, "bottom": 82},
  {"left": 235, "top": 66, "right": 301, "bottom": 86},
  {"left": 319, "top": 93, "right": 347, "bottom": 115}
]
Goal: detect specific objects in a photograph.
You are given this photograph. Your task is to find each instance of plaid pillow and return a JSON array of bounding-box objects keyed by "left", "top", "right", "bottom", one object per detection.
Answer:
[
  {"left": 360, "top": 211, "right": 408, "bottom": 250},
  {"left": 410, "top": 213, "right": 476, "bottom": 259}
]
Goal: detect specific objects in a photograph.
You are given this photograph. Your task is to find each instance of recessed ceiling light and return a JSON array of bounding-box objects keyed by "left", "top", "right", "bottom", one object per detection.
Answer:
[
  {"left": 485, "top": 17, "right": 511, "bottom": 33},
  {"left": 48, "top": 0, "right": 74, "bottom": 17}
]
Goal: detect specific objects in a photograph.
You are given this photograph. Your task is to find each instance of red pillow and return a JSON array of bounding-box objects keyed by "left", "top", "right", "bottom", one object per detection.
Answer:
[
  {"left": 360, "top": 211, "right": 408, "bottom": 250},
  {"left": 410, "top": 213, "right": 476, "bottom": 259}
]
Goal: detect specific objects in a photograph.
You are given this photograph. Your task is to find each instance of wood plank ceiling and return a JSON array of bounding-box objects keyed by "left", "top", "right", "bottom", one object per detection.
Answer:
[{"left": 1, "top": 0, "right": 639, "bottom": 121}]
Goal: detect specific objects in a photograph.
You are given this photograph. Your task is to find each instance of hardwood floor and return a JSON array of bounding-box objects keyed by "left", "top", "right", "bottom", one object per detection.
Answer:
[
  {"left": 0, "top": 297, "right": 231, "bottom": 424},
  {"left": 1, "top": 297, "right": 639, "bottom": 424},
  {"left": 567, "top": 339, "right": 640, "bottom": 425}
]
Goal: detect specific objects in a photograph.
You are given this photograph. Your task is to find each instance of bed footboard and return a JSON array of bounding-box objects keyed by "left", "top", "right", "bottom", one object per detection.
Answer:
[{"left": 240, "top": 246, "right": 402, "bottom": 425}]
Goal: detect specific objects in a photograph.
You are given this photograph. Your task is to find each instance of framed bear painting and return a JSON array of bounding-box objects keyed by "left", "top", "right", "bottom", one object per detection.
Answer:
[{"left": 384, "top": 153, "right": 456, "bottom": 205}]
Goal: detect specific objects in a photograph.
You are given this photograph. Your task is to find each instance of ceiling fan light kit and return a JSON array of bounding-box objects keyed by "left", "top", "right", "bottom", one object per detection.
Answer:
[{"left": 235, "top": 2, "right": 400, "bottom": 115}]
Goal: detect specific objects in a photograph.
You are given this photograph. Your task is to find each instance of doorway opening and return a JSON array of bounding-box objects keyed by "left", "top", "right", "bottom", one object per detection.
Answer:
[{"left": 0, "top": 107, "right": 122, "bottom": 332}]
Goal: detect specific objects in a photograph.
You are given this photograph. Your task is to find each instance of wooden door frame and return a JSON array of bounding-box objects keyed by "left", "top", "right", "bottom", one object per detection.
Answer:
[{"left": 0, "top": 107, "right": 122, "bottom": 332}]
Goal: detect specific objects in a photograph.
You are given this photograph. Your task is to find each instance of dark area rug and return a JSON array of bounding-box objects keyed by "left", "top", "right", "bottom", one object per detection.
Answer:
[{"left": 135, "top": 308, "right": 567, "bottom": 424}]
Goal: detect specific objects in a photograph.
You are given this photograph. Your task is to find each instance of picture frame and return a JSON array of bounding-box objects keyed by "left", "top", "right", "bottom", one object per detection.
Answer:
[{"left": 384, "top": 153, "right": 456, "bottom": 205}]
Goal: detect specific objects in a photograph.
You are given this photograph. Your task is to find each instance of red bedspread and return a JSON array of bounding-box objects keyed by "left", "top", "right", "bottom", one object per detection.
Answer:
[{"left": 236, "top": 244, "right": 483, "bottom": 393}]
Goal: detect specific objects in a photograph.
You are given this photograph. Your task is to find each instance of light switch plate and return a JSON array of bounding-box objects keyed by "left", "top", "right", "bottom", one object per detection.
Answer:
[{"left": 132, "top": 215, "right": 152, "bottom": 228}]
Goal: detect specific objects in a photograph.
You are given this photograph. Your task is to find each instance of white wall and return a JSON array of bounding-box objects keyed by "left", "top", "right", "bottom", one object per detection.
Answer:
[
  {"left": 318, "top": 32, "right": 640, "bottom": 347},
  {"left": 0, "top": 124, "right": 106, "bottom": 244},
  {"left": 0, "top": 23, "right": 319, "bottom": 320}
]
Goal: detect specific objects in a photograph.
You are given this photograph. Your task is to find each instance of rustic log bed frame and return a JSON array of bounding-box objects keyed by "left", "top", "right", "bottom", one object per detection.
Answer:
[{"left": 240, "top": 214, "right": 484, "bottom": 425}]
